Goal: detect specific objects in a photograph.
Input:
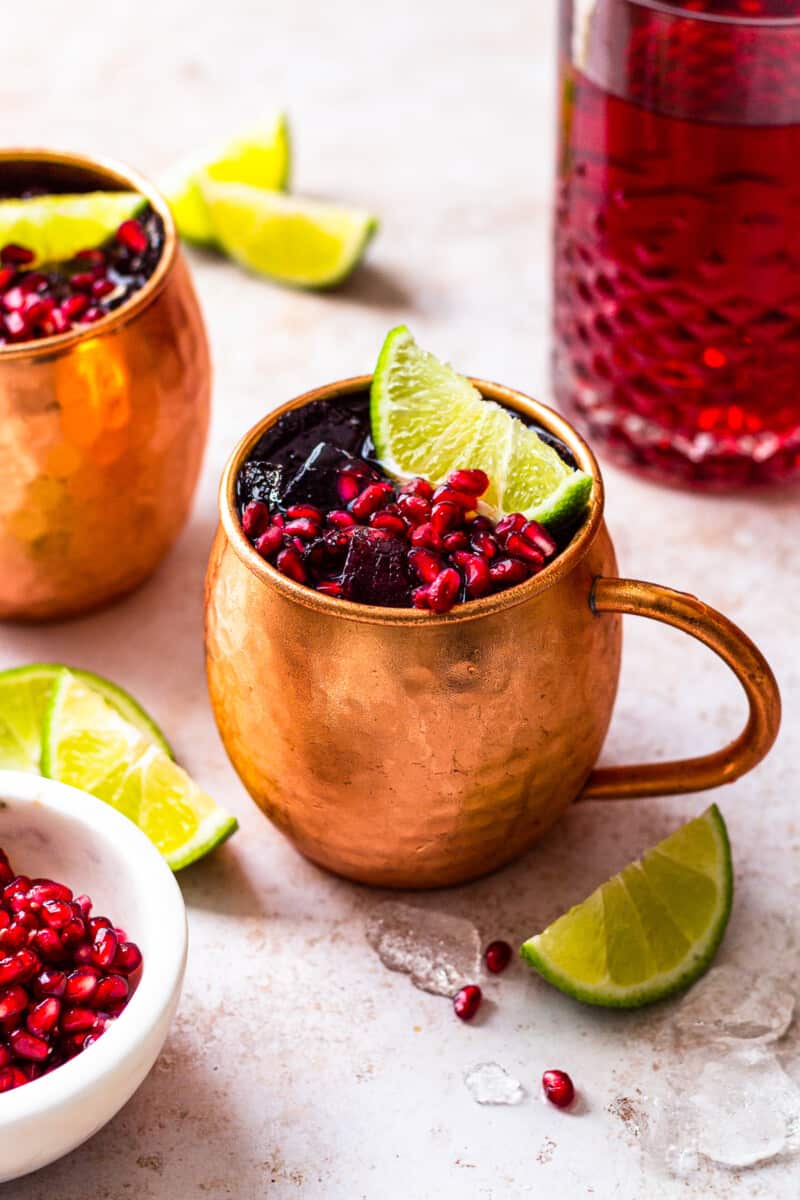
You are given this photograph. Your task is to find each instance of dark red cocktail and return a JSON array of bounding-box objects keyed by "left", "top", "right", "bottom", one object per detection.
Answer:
[{"left": 554, "top": 0, "right": 800, "bottom": 488}]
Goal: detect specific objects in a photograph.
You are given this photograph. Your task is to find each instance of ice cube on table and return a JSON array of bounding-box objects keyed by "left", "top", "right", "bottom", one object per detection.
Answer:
[
  {"left": 365, "top": 902, "right": 481, "bottom": 997},
  {"left": 672, "top": 964, "right": 795, "bottom": 1045},
  {"left": 464, "top": 1062, "right": 525, "bottom": 1106}
]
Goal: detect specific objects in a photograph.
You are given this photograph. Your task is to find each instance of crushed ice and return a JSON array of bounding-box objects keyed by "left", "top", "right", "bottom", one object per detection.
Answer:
[
  {"left": 464, "top": 1062, "right": 525, "bottom": 1106},
  {"left": 365, "top": 902, "right": 481, "bottom": 997}
]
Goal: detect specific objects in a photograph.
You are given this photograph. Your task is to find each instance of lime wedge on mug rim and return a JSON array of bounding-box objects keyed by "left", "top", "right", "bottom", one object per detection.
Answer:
[
  {"left": 0, "top": 192, "right": 144, "bottom": 265},
  {"left": 370, "top": 325, "right": 592, "bottom": 524},
  {"left": 0, "top": 663, "right": 172, "bottom": 774},
  {"left": 520, "top": 805, "right": 733, "bottom": 1008},
  {"left": 41, "top": 672, "right": 237, "bottom": 870}
]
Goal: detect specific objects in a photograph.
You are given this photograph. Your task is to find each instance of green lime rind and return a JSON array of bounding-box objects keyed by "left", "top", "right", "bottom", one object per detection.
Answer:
[
  {"left": 0, "top": 662, "right": 172, "bottom": 774},
  {"left": 41, "top": 671, "right": 237, "bottom": 871},
  {"left": 199, "top": 179, "right": 378, "bottom": 289},
  {"left": 161, "top": 113, "right": 292, "bottom": 246},
  {"left": 0, "top": 193, "right": 144, "bottom": 265},
  {"left": 370, "top": 325, "right": 592, "bottom": 526},
  {"left": 520, "top": 805, "right": 733, "bottom": 1009}
]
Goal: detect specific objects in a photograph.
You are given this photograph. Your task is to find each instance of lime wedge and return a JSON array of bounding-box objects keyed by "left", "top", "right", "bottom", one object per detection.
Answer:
[
  {"left": 41, "top": 673, "right": 237, "bottom": 870},
  {"left": 371, "top": 326, "right": 592, "bottom": 523},
  {"left": 161, "top": 114, "right": 291, "bottom": 245},
  {"left": 0, "top": 663, "right": 172, "bottom": 774},
  {"left": 200, "top": 180, "right": 378, "bottom": 289},
  {"left": 0, "top": 193, "right": 143, "bottom": 265},
  {"left": 520, "top": 806, "right": 733, "bottom": 1008}
]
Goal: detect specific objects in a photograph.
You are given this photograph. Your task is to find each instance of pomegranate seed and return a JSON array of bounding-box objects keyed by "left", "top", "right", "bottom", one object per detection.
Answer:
[
  {"left": 0, "top": 912, "right": 8, "bottom": 932},
  {"left": 28, "top": 881, "right": 72, "bottom": 905},
  {"left": 9, "top": 1028, "right": 50, "bottom": 1062},
  {"left": 400, "top": 477, "right": 434, "bottom": 500},
  {"left": 489, "top": 558, "right": 530, "bottom": 587},
  {"left": 522, "top": 521, "right": 557, "bottom": 558},
  {"left": 471, "top": 530, "right": 498, "bottom": 558},
  {"left": 69, "top": 271, "right": 95, "bottom": 291},
  {"left": 65, "top": 967, "right": 100, "bottom": 1003},
  {"left": 61, "top": 917, "right": 86, "bottom": 945},
  {"left": 0, "top": 244, "right": 34, "bottom": 266},
  {"left": 542, "top": 1069, "right": 575, "bottom": 1109},
  {"left": 505, "top": 533, "right": 545, "bottom": 567},
  {"left": 336, "top": 472, "right": 361, "bottom": 504},
  {"left": 27, "top": 997, "right": 60, "bottom": 1037},
  {"left": 4, "top": 311, "right": 29, "bottom": 338},
  {"left": 0, "top": 266, "right": 15, "bottom": 291},
  {"left": 432, "top": 486, "right": 477, "bottom": 510},
  {"left": 316, "top": 580, "right": 344, "bottom": 597},
  {"left": 350, "top": 483, "right": 394, "bottom": 520},
  {"left": 241, "top": 500, "right": 270, "bottom": 538},
  {"left": 0, "top": 923, "right": 27, "bottom": 952},
  {"left": 91, "top": 277, "right": 115, "bottom": 299},
  {"left": 325, "top": 509, "right": 357, "bottom": 529},
  {"left": 61, "top": 1006, "right": 97, "bottom": 1033},
  {"left": 0, "top": 986, "right": 28, "bottom": 1021},
  {"left": 113, "top": 941, "right": 142, "bottom": 975},
  {"left": 73, "top": 895, "right": 92, "bottom": 919},
  {"left": 254, "top": 526, "right": 284, "bottom": 558},
  {"left": 0, "top": 1066, "right": 27, "bottom": 1091},
  {"left": 0, "top": 1043, "right": 10, "bottom": 1068},
  {"left": 287, "top": 504, "right": 323, "bottom": 522},
  {"left": 446, "top": 469, "right": 489, "bottom": 496},
  {"left": 30, "top": 928, "right": 63, "bottom": 961},
  {"left": 430, "top": 501, "right": 462, "bottom": 535},
  {"left": 494, "top": 513, "right": 526, "bottom": 542},
  {"left": 116, "top": 219, "right": 148, "bottom": 255},
  {"left": 3, "top": 878, "right": 31, "bottom": 901},
  {"left": 90, "top": 927, "right": 117, "bottom": 970},
  {"left": 396, "top": 494, "right": 431, "bottom": 525},
  {"left": 412, "top": 586, "right": 431, "bottom": 609},
  {"left": 50, "top": 307, "right": 70, "bottom": 334},
  {"left": 427, "top": 568, "right": 461, "bottom": 614},
  {"left": 442, "top": 530, "right": 468, "bottom": 553},
  {"left": 283, "top": 517, "right": 319, "bottom": 540},
  {"left": 408, "top": 548, "right": 443, "bottom": 584},
  {"left": 88, "top": 917, "right": 112, "bottom": 937},
  {"left": 72, "top": 943, "right": 94, "bottom": 965},
  {"left": 410, "top": 523, "right": 445, "bottom": 551},
  {"left": 20, "top": 271, "right": 48, "bottom": 294},
  {"left": 275, "top": 547, "right": 307, "bottom": 583},
  {"left": 93, "top": 975, "right": 128, "bottom": 1008},
  {"left": 484, "top": 940, "right": 513, "bottom": 974},
  {"left": 453, "top": 985, "right": 482, "bottom": 1021},
  {"left": 461, "top": 554, "right": 492, "bottom": 598},
  {"left": 40, "top": 899, "right": 73, "bottom": 929},
  {"left": 60, "top": 292, "right": 89, "bottom": 319},
  {"left": 369, "top": 512, "right": 407, "bottom": 536},
  {"left": 33, "top": 969, "right": 66, "bottom": 998},
  {"left": 75, "top": 247, "right": 106, "bottom": 266},
  {"left": 80, "top": 306, "right": 103, "bottom": 323}
]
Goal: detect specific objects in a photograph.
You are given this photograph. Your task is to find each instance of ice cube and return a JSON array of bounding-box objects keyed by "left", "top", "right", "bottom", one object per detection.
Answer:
[
  {"left": 464, "top": 1062, "right": 525, "bottom": 1106},
  {"left": 341, "top": 528, "right": 411, "bottom": 607},
  {"left": 236, "top": 460, "right": 286, "bottom": 512},
  {"left": 365, "top": 902, "right": 481, "bottom": 997},
  {"left": 672, "top": 965, "right": 795, "bottom": 1045},
  {"left": 281, "top": 443, "right": 373, "bottom": 511}
]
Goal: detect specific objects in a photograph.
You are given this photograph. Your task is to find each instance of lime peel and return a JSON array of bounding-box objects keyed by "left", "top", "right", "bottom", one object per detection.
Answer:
[{"left": 0, "top": 193, "right": 144, "bottom": 265}]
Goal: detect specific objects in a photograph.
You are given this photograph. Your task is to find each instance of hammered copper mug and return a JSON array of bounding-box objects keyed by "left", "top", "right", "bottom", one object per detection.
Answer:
[
  {"left": 205, "top": 376, "right": 781, "bottom": 889},
  {"left": 0, "top": 149, "right": 210, "bottom": 621}
]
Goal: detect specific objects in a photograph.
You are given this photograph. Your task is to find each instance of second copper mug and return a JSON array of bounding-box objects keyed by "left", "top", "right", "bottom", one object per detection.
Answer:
[{"left": 205, "top": 377, "right": 781, "bottom": 889}]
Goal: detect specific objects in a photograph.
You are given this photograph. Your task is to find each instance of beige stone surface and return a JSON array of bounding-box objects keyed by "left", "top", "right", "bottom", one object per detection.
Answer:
[{"left": 1, "top": 1, "right": 799, "bottom": 1196}]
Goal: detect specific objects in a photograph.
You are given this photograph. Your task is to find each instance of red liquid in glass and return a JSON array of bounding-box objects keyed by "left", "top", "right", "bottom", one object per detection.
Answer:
[{"left": 554, "top": 0, "right": 800, "bottom": 487}]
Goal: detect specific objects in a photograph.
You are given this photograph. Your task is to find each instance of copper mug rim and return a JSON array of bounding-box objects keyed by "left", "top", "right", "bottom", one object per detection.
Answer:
[
  {"left": 0, "top": 147, "right": 177, "bottom": 362},
  {"left": 218, "top": 375, "right": 607, "bottom": 626}
]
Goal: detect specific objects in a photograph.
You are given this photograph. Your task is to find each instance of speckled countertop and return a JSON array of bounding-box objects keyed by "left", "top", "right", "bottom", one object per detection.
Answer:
[{"left": 1, "top": 2, "right": 799, "bottom": 1197}]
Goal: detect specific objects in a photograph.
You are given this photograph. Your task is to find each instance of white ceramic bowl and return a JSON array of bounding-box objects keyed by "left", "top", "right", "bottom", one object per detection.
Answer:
[{"left": 0, "top": 770, "right": 187, "bottom": 1182}]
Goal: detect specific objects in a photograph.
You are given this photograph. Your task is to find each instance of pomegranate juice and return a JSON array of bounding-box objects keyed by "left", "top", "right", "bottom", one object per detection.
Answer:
[{"left": 554, "top": 0, "right": 800, "bottom": 488}]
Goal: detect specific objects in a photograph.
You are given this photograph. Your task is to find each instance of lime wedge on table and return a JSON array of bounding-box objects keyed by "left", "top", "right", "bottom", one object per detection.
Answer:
[
  {"left": 0, "top": 193, "right": 143, "bottom": 265},
  {"left": 0, "top": 663, "right": 171, "bottom": 774},
  {"left": 162, "top": 114, "right": 291, "bottom": 245},
  {"left": 371, "top": 326, "right": 592, "bottom": 523},
  {"left": 200, "top": 180, "right": 378, "bottom": 289},
  {"left": 521, "top": 806, "right": 733, "bottom": 1008},
  {"left": 42, "top": 672, "right": 237, "bottom": 870}
]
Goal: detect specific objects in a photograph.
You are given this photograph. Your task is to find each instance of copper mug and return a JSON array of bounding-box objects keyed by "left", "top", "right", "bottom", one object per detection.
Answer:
[
  {"left": 0, "top": 149, "right": 210, "bottom": 621},
  {"left": 205, "top": 377, "right": 781, "bottom": 889}
]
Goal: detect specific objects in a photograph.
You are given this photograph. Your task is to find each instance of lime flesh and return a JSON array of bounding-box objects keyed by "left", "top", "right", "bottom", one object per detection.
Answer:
[
  {"left": 42, "top": 673, "right": 236, "bottom": 870},
  {"left": 0, "top": 193, "right": 143, "bottom": 265},
  {"left": 200, "top": 180, "right": 377, "bottom": 289},
  {"left": 520, "top": 805, "right": 733, "bottom": 1008},
  {"left": 161, "top": 114, "right": 291, "bottom": 245},
  {"left": 370, "top": 326, "right": 592, "bottom": 523},
  {"left": 0, "top": 663, "right": 172, "bottom": 774}
]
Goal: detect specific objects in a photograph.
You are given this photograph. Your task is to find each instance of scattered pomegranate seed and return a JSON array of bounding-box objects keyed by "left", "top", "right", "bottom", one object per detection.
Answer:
[
  {"left": 453, "top": 985, "right": 482, "bottom": 1021},
  {"left": 542, "top": 1068, "right": 575, "bottom": 1109},
  {"left": 0, "top": 849, "right": 142, "bottom": 1090},
  {"left": 484, "top": 940, "right": 513, "bottom": 974}
]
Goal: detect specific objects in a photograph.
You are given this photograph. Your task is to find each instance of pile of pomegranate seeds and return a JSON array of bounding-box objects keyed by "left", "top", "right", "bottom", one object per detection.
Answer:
[
  {"left": 0, "top": 848, "right": 142, "bottom": 1092},
  {"left": 0, "top": 208, "right": 163, "bottom": 346},
  {"left": 241, "top": 465, "right": 559, "bottom": 614}
]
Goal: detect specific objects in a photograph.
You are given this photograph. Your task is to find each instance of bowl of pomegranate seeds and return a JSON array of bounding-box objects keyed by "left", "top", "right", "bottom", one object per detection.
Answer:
[{"left": 0, "top": 769, "right": 187, "bottom": 1183}]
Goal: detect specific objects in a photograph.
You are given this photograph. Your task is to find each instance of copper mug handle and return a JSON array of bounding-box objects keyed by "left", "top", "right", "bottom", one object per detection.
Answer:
[{"left": 582, "top": 577, "right": 781, "bottom": 800}]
